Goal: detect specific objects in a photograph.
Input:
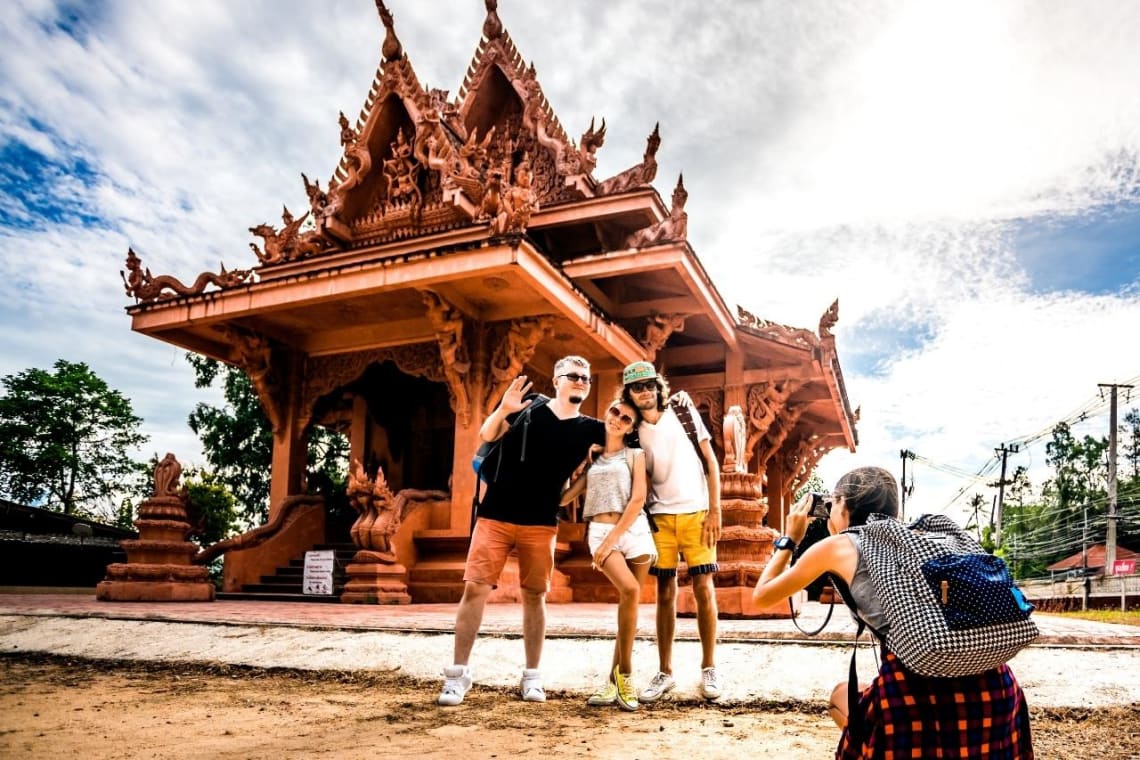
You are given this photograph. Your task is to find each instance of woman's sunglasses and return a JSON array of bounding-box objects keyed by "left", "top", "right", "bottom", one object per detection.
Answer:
[{"left": 606, "top": 406, "right": 635, "bottom": 425}]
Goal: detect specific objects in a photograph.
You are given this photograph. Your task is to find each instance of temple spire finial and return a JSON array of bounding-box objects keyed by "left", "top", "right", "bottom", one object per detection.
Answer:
[
  {"left": 673, "top": 173, "right": 687, "bottom": 207},
  {"left": 483, "top": 0, "right": 503, "bottom": 40},
  {"left": 376, "top": 1, "right": 403, "bottom": 62}
]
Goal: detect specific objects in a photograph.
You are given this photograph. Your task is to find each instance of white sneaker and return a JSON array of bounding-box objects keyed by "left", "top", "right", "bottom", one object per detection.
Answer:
[
  {"left": 438, "top": 665, "right": 472, "bottom": 706},
  {"left": 639, "top": 671, "right": 675, "bottom": 703},
  {"left": 700, "top": 666, "right": 722, "bottom": 700},
  {"left": 520, "top": 668, "right": 546, "bottom": 702}
]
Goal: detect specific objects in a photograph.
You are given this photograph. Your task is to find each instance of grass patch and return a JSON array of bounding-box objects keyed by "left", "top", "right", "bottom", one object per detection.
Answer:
[{"left": 1040, "top": 609, "right": 1140, "bottom": 626}]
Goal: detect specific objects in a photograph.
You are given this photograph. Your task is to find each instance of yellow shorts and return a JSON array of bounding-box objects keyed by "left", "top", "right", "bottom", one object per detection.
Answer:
[{"left": 649, "top": 511, "right": 718, "bottom": 577}]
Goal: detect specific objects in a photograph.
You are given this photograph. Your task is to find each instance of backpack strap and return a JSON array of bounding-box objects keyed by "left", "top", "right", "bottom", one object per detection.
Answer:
[
  {"left": 472, "top": 394, "right": 551, "bottom": 527},
  {"left": 669, "top": 398, "right": 709, "bottom": 474},
  {"left": 830, "top": 574, "right": 870, "bottom": 749}
]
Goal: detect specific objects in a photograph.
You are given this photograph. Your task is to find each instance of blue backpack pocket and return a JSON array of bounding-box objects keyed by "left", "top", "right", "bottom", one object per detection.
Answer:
[{"left": 921, "top": 553, "right": 1034, "bottom": 630}]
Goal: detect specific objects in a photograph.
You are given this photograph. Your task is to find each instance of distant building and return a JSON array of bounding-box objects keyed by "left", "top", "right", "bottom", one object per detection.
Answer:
[
  {"left": 1046, "top": 544, "right": 1139, "bottom": 576},
  {"left": 0, "top": 500, "right": 135, "bottom": 589}
]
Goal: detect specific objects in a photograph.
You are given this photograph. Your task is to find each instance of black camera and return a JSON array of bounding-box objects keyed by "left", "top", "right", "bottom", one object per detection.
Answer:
[{"left": 809, "top": 492, "right": 833, "bottom": 520}]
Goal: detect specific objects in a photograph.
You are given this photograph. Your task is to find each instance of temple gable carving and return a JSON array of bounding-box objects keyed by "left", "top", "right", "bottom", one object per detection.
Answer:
[{"left": 232, "top": 1, "right": 690, "bottom": 263}]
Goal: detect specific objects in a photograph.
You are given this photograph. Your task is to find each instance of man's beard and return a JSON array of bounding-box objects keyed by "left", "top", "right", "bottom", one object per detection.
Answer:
[
  {"left": 568, "top": 394, "right": 584, "bottom": 404},
  {"left": 635, "top": 396, "right": 656, "bottom": 410}
]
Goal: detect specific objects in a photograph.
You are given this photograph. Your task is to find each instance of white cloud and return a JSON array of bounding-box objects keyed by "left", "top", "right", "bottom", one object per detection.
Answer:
[{"left": 1, "top": 0, "right": 1138, "bottom": 519}]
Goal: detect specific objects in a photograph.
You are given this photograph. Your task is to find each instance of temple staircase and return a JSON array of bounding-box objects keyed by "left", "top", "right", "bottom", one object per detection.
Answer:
[{"left": 216, "top": 543, "right": 356, "bottom": 603}]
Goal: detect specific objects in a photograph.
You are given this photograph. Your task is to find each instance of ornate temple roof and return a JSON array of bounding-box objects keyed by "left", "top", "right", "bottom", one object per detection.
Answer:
[{"left": 120, "top": 0, "right": 858, "bottom": 479}]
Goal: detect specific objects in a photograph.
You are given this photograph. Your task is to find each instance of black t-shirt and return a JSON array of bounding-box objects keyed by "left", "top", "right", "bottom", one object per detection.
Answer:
[{"left": 478, "top": 405, "right": 605, "bottom": 526}]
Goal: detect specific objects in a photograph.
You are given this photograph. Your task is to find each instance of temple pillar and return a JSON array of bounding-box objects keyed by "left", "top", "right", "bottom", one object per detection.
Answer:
[
  {"left": 767, "top": 456, "right": 786, "bottom": 534},
  {"left": 447, "top": 422, "right": 482, "bottom": 534},
  {"left": 269, "top": 351, "right": 307, "bottom": 521},
  {"left": 349, "top": 395, "right": 368, "bottom": 467}
]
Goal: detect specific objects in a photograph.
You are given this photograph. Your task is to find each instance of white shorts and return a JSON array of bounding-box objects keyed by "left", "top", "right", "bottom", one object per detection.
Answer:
[{"left": 587, "top": 513, "right": 658, "bottom": 563}]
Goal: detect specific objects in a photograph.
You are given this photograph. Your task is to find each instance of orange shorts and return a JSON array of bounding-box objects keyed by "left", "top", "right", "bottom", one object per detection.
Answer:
[{"left": 463, "top": 518, "right": 558, "bottom": 593}]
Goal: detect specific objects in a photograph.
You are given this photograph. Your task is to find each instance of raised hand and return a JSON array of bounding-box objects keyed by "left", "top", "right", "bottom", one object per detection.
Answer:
[{"left": 500, "top": 375, "right": 534, "bottom": 414}]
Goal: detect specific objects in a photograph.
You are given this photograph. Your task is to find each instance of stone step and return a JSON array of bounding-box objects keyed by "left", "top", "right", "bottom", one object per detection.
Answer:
[
  {"left": 243, "top": 580, "right": 347, "bottom": 593},
  {"left": 215, "top": 591, "right": 342, "bottom": 604}
]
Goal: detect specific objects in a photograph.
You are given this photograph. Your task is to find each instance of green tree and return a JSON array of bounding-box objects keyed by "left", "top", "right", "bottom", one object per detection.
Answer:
[
  {"left": 186, "top": 354, "right": 348, "bottom": 524},
  {"left": 184, "top": 469, "right": 239, "bottom": 546},
  {"left": 1123, "top": 408, "right": 1140, "bottom": 480},
  {"left": 0, "top": 360, "right": 147, "bottom": 519}
]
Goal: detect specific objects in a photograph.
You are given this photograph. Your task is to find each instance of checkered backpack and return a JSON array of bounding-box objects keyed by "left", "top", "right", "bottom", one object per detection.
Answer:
[{"left": 841, "top": 513, "right": 1038, "bottom": 677}]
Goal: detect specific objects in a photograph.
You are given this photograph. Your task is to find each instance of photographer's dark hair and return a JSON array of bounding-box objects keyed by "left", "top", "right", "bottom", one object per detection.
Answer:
[
  {"left": 620, "top": 374, "right": 672, "bottom": 412},
  {"left": 834, "top": 466, "right": 899, "bottom": 526}
]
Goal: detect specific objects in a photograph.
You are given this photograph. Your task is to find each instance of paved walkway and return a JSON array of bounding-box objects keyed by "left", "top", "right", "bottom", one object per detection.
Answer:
[{"left": 2, "top": 593, "right": 1139, "bottom": 708}]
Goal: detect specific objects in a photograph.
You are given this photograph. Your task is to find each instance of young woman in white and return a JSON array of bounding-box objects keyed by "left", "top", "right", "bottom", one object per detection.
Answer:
[{"left": 561, "top": 398, "right": 655, "bottom": 710}]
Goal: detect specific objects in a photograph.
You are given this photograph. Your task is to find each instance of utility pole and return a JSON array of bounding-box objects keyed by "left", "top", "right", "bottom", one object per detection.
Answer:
[
  {"left": 899, "top": 449, "right": 915, "bottom": 521},
  {"left": 1082, "top": 506, "right": 1090, "bottom": 612},
  {"left": 1098, "top": 382, "right": 1134, "bottom": 569},
  {"left": 994, "top": 442, "right": 1020, "bottom": 548}
]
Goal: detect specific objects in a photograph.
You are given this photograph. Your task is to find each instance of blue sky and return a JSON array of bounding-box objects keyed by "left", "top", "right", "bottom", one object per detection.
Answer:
[{"left": 1, "top": 0, "right": 1138, "bottom": 523}]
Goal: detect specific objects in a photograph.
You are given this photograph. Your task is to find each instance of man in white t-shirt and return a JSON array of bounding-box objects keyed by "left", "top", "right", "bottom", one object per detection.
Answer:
[{"left": 620, "top": 361, "right": 723, "bottom": 701}]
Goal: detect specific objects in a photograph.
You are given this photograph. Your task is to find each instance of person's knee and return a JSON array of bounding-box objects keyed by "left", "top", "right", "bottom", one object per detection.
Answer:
[
  {"left": 521, "top": 588, "right": 546, "bottom": 606},
  {"left": 460, "top": 581, "right": 492, "bottom": 604},
  {"left": 828, "top": 682, "right": 849, "bottom": 728},
  {"left": 616, "top": 577, "right": 640, "bottom": 602},
  {"left": 692, "top": 574, "right": 716, "bottom": 602}
]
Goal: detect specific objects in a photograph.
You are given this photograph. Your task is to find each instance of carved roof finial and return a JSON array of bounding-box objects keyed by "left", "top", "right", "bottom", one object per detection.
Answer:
[
  {"left": 376, "top": 0, "right": 403, "bottom": 62},
  {"left": 819, "top": 298, "right": 839, "bottom": 338},
  {"left": 483, "top": 0, "right": 503, "bottom": 40},
  {"left": 672, "top": 174, "right": 687, "bottom": 209},
  {"left": 646, "top": 122, "right": 662, "bottom": 159}
]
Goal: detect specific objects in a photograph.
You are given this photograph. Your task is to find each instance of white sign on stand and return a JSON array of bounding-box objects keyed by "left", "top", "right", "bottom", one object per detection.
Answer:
[{"left": 303, "top": 550, "right": 336, "bottom": 595}]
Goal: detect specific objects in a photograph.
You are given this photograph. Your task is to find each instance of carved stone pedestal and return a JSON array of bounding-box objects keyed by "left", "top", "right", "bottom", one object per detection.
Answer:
[
  {"left": 677, "top": 471, "right": 790, "bottom": 619},
  {"left": 341, "top": 550, "right": 412, "bottom": 604},
  {"left": 97, "top": 494, "right": 214, "bottom": 603}
]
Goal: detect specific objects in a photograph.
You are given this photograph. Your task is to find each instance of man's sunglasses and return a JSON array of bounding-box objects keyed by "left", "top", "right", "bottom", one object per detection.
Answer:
[
  {"left": 606, "top": 406, "right": 635, "bottom": 425},
  {"left": 559, "top": 372, "right": 592, "bottom": 384},
  {"left": 627, "top": 380, "right": 657, "bottom": 393}
]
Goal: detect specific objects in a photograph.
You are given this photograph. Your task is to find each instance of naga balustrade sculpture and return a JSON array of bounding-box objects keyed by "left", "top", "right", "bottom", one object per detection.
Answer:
[
  {"left": 121, "top": 248, "right": 250, "bottom": 303},
  {"left": 342, "top": 459, "right": 447, "bottom": 603}
]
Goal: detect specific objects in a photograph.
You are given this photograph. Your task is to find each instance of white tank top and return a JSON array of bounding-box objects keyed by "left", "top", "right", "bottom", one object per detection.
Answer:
[{"left": 582, "top": 448, "right": 634, "bottom": 519}]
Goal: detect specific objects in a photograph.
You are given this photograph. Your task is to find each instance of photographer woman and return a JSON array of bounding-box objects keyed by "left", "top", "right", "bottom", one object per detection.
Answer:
[
  {"left": 561, "top": 398, "right": 654, "bottom": 711},
  {"left": 752, "top": 466, "right": 1034, "bottom": 759}
]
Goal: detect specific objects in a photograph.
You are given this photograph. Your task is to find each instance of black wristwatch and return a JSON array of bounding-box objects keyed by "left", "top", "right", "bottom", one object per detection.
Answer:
[{"left": 774, "top": 536, "right": 797, "bottom": 553}]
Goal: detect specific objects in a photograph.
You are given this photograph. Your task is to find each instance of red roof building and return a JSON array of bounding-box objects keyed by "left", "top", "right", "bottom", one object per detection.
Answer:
[{"left": 1046, "top": 544, "right": 1139, "bottom": 573}]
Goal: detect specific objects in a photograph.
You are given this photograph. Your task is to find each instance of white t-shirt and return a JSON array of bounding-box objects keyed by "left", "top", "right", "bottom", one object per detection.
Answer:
[{"left": 639, "top": 405, "right": 710, "bottom": 515}]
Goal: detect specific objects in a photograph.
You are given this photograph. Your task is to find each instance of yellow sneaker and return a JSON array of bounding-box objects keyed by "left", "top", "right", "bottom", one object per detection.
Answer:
[
  {"left": 586, "top": 679, "right": 617, "bottom": 706},
  {"left": 613, "top": 666, "right": 638, "bottom": 711}
]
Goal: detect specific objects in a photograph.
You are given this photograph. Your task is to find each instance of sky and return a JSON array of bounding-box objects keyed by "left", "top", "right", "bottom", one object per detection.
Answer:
[{"left": 1, "top": 0, "right": 1138, "bottom": 524}]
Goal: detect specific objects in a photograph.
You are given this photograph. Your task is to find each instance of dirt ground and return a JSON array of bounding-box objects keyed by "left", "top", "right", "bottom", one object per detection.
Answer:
[{"left": 1, "top": 655, "right": 1138, "bottom": 759}]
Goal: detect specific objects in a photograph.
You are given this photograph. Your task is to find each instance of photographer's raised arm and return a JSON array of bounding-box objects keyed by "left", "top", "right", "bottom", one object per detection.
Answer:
[{"left": 752, "top": 492, "right": 857, "bottom": 607}]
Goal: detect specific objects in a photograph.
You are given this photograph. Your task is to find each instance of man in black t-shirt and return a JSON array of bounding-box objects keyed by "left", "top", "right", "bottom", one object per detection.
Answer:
[{"left": 438, "top": 356, "right": 604, "bottom": 706}]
